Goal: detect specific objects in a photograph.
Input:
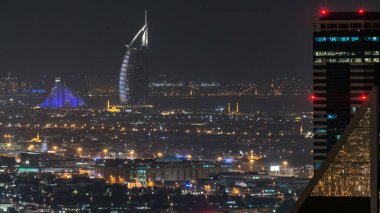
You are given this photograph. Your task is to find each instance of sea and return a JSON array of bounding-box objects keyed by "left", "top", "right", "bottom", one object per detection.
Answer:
[{"left": 85, "top": 95, "right": 311, "bottom": 113}]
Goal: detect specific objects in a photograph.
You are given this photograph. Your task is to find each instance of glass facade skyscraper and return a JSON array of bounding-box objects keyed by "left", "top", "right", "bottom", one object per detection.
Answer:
[
  {"left": 292, "top": 10, "right": 380, "bottom": 213},
  {"left": 312, "top": 11, "right": 380, "bottom": 170},
  {"left": 292, "top": 87, "right": 378, "bottom": 213}
]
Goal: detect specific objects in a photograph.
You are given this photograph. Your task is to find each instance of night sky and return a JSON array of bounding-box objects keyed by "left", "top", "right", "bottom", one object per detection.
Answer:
[{"left": 0, "top": 0, "right": 379, "bottom": 83}]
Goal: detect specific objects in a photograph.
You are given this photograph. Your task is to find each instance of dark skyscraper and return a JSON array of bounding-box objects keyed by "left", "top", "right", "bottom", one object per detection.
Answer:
[
  {"left": 312, "top": 10, "right": 380, "bottom": 170},
  {"left": 119, "top": 11, "right": 149, "bottom": 105}
]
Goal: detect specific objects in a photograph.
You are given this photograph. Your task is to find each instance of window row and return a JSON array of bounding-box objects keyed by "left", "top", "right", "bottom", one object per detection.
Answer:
[
  {"left": 314, "top": 58, "right": 380, "bottom": 63},
  {"left": 320, "top": 23, "right": 380, "bottom": 29},
  {"left": 315, "top": 36, "right": 380, "bottom": 43},
  {"left": 314, "top": 51, "right": 380, "bottom": 57}
]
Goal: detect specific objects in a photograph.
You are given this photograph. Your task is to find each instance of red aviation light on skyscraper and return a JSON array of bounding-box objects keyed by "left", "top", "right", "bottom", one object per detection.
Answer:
[
  {"left": 320, "top": 9, "right": 328, "bottom": 16},
  {"left": 361, "top": 94, "right": 367, "bottom": 101},
  {"left": 309, "top": 94, "right": 316, "bottom": 102},
  {"left": 358, "top": 8, "right": 365, "bottom": 15}
]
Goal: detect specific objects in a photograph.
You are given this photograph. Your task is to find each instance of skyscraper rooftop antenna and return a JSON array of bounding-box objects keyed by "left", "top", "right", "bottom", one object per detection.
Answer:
[
  {"left": 130, "top": 11, "right": 148, "bottom": 47},
  {"left": 144, "top": 10, "right": 148, "bottom": 47},
  {"left": 145, "top": 10, "right": 148, "bottom": 26}
]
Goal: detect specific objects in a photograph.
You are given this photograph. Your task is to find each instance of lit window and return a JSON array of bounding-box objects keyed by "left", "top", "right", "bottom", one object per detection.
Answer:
[
  {"left": 373, "top": 51, "right": 380, "bottom": 56},
  {"left": 374, "top": 58, "right": 380, "bottom": 62},
  {"left": 327, "top": 58, "right": 337, "bottom": 63},
  {"left": 338, "top": 52, "right": 350, "bottom": 56},
  {"left": 338, "top": 58, "right": 350, "bottom": 63},
  {"left": 314, "top": 162, "right": 321, "bottom": 169},
  {"left": 364, "top": 37, "right": 380, "bottom": 42},
  {"left": 315, "top": 37, "right": 327, "bottom": 42},
  {"left": 351, "top": 37, "right": 360, "bottom": 42},
  {"left": 315, "top": 128, "right": 327, "bottom": 133},
  {"left": 315, "top": 51, "right": 327, "bottom": 56},
  {"left": 327, "top": 114, "right": 337, "bottom": 120},
  {"left": 351, "top": 51, "right": 361, "bottom": 56},
  {"left": 364, "top": 58, "right": 372, "bottom": 63},
  {"left": 336, "top": 135, "right": 341, "bottom": 140}
]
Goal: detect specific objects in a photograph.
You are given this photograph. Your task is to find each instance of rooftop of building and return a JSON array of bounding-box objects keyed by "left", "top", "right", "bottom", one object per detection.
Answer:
[{"left": 320, "top": 11, "right": 380, "bottom": 21}]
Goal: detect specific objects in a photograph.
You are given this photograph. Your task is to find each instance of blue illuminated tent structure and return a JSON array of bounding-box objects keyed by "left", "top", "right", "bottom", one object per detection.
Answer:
[{"left": 39, "top": 78, "right": 87, "bottom": 108}]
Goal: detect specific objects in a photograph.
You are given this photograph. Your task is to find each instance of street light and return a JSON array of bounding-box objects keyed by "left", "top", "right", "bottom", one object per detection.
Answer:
[
  {"left": 77, "top": 147, "right": 82, "bottom": 157},
  {"left": 249, "top": 159, "right": 254, "bottom": 172},
  {"left": 283, "top": 161, "right": 288, "bottom": 169},
  {"left": 28, "top": 145, "right": 34, "bottom": 151}
]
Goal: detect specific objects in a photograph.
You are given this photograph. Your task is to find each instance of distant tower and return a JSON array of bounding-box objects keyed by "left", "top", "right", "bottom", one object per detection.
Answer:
[
  {"left": 227, "top": 102, "right": 231, "bottom": 114},
  {"left": 119, "top": 11, "right": 149, "bottom": 105},
  {"left": 300, "top": 124, "right": 304, "bottom": 135},
  {"left": 107, "top": 99, "right": 110, "bottom": 111},
  {"left": 31, "top": 132, "right": 42, "bottom": 143},
  {"left": 236, "top": 102, "right": 239, "bottom": 113}
]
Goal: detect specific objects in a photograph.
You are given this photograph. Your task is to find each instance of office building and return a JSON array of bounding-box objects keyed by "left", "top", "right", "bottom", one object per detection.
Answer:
[
  {"left": 119, "top": 11, "right": 149, "bottom": 105},
  {"left": 292, "top": 87, "right": 378, "bottom": 213},
  {"left": 312, "top": 10, "right": 380, "bottom": 169},
  {"left": 0, "top": 74, "right": 18, "bottom": 98}
]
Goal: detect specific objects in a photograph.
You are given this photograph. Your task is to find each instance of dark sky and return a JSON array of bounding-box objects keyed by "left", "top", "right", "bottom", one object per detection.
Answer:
[{"left": 0, "top": 0, "right": 379, "bottom": 83}]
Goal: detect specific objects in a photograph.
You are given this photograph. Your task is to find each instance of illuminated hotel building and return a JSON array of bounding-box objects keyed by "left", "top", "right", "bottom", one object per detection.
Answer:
[
  {"left": 39, "top": 78, "right": 86, "bottom": 108},
  {"left": 312, "top": 10, "right": 380, "bottom": 170},
  {"left": 119, "top": 11, "right": 149, "bottom": 105}
]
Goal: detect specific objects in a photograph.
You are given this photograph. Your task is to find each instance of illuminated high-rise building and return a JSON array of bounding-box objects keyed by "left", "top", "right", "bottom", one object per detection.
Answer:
[
  {"left": 0, "top": 74, "right": 19, "bottom": 98},
  {"left": 311, "top": 10, "right": 380, "bottom": 170},
  {"left": 119, "top": 11, "right": 149, "bottom": 105},
  {"left": 292, "top": 87, "right": 378, "bottom": 212},
  {"left": 292, "top": 10, "right": 380, "bottom": 213}
]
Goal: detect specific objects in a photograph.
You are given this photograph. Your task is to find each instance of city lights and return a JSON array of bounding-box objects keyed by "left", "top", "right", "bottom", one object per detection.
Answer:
[{"left": 0, "top": 3, "right": 376, "bottom": 212}]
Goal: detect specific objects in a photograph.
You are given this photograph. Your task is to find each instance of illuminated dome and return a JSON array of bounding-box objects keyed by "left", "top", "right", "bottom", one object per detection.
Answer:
[{"left": 39, "top": 77, "right": 87, "bottom": 108}]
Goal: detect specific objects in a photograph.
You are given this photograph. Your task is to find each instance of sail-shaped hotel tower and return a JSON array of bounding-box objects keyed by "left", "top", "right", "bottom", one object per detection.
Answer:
[{"left": 119, "top": 11, "right": 149, "bottom": 105}]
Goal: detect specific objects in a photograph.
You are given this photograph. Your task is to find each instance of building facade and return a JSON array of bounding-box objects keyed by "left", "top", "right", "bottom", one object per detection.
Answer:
[
  {"left": 119, "top": 11, "right": 149, "bottom": 105},
  {"left": 292, "top": 87, "right": 378, "bottom": 212},
  {"left": 312, "top": 11, "right": 380, "bottom": 169},
  {"left": 0, "top": 74, "right": 18, "bottom": 98},
  {"left": 95, "top": 158, "right": 230, "bottom": 185}
]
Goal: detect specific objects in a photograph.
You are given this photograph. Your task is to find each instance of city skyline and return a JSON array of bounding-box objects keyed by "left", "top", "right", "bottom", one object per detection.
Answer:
[
  {"left": 0, "top": 1, "right": 379, "bottom": 212},
  {"left": 0, "top": 1, "right": 380, "bottom": 83}
]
